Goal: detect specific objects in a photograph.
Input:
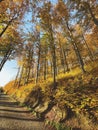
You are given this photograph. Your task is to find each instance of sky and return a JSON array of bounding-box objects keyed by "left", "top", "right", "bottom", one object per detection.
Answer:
[
  {"left": 0, "top": 10, "right": 32, "bottom": 88},
  {"left": 0, "top": 60, "right": 18, "bottom": 87},
  {"left": 0, "top": 0, "right": 58, "bottom": 87}
]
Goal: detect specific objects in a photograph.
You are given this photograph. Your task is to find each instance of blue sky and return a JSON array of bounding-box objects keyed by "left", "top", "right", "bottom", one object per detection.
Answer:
[
  {"left": 0, "top": 0, "right": 58, "bottom": 87},
  {"left": 0, "top": 10, "right": 31, "bottom": 87},
  {"left": 0, "top": 60, "right": 18, "bottom": 87}
]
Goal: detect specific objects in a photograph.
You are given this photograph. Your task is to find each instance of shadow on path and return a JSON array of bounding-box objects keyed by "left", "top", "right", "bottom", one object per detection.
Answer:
[
  {"left": 0, "top": 93, "right": 46, "bottom": 130},
  {"left": 0, "top": 108, "right": 31, "bottom": 113},
  {"left": 0, "top": 101, "right": 20, "bottom": 108},
  {"left": 0, "top": 115, "right": 43, "bottom": 122}
]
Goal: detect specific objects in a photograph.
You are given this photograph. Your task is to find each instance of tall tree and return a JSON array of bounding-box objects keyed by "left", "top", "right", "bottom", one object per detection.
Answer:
[
  {"left": 0, "top": 0, "right": 29, "bottom": 70},
  {"left": 67, "top": 0, "right": 98, "bottom": 27},
  {"left": 55, "top": 0, "right": 86, "bottom": 72},
  {"left": 0, "top": 27, "right": 23, "bottom": 71},
  {"left": 39, "top": 2, "right": 57, "bottom": 89}
]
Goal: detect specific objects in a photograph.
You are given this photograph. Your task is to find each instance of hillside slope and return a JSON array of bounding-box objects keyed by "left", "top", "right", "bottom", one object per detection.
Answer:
[{"left": 4, "top": 63, "right": 98, "bottom": 130}]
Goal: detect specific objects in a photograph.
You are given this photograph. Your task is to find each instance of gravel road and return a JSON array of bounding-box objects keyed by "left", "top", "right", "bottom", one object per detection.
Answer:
[{"left": 0, "top": 93, "right": 45, "bottom": 130}]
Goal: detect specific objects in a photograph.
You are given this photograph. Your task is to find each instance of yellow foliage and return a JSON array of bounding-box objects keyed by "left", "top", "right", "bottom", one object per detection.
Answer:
[
  {"left": 36, "top": 25, "right": 41, "bottom": 32},
  {"left": 55, "top": 0, "right": 68, "bottom": 19}
]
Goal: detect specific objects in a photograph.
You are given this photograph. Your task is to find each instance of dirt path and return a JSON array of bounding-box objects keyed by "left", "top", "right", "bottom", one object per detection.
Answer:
[{"left": 0, "top": 93, "right": 45, "bottom": 130}]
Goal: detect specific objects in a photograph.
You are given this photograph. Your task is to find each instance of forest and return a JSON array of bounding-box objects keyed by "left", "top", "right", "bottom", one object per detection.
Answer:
[{"left": 0, "top": 0, "right": 98, "bottom": 130}]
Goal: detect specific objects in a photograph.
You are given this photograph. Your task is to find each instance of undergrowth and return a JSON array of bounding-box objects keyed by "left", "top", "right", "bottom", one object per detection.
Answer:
[{"left": 4, "top": 62, "right": 98, "bottom": 130}]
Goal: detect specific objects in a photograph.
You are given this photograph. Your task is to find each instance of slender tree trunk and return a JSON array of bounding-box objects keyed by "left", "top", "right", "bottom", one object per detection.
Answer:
[
  {"left": 86, "top": 2, "right": 98, "bottom": 26},
  {"left": 53, "top": 45, "right": 56, "bottom": 88},
  {"left": 50, "top": 59, "right": 53, "bottom": 76},
  {"left": 58, "top": 41, "right": 66, "bottom": 73},
  {"left": 58, "top": 41, "right": 69, "bottom": 73},
  {"left": 49, "top": 24, "right": 57, "bottom": 89},
  {"left": 18, "top": 65, "right": 24, "bottom": 87},
  {"left": 31, "top": 66, "right": 34, "bottom": 78},
  {"left": 66, "top": 22, "right": 86, "bottom": 73},
  {"left": 0, "top": 49, "right": 12, "bottom": 71},
  {"left": 23, "top": 68, "right": 28, "bottom": 85},
  {"left": 63, "top": 49, "right": 69, "bottom": 72},
  {"left": 13, "top": 67, "right": 20, "bottom": 87},
  {"left": 73, "top": 42, "right": 85, "bottom": 72},
  {"left": 0, "top": 18, "right": 13, "bottom": 37},
  {"left": 44, "top": 57, "right": 47, "bottom": 80},
  {"left": 50, "top": 38, "right": 56, "bottom": 89},
  {"left": 25, "top": 48, "right": 33, "bottom": 84},
  {"left": 26, "top": 67, "right": 31, "bottom": 84},
  {"left": 82, "top": 34, "right": 94, "bottom": 61},
  {"left": 36, "top": 43, "right": 41, "bottom": 84},
  {"left": 46, "top": 60, "right": 49, "bottom": 76}
]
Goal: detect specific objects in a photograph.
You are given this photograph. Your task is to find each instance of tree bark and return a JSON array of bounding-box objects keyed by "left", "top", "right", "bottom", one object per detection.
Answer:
[
  {"left": 82, "top": 34, "right": 94, "bottom": 61},
  {"left": 13, "top": 67, "right": 20, "bottom": 87},
  {"left": 0, "top": 49, "right": 12, "bottom": 71},
  {"left": 66, "top": 22, "right": 86, "bottom": 73},
  {"left": 49, "top": 25, "right": 57, "bottom": 89},
  {"left": 0, "top": 18, "right": 13, "bottom": 37},
  {"left": 58, "top": 40, "right": 69, "bottom": 73},
  {"left": 76, "top": 2, "right": 98, "bottom": 26},
  {"left": 85, "top": 2, "right": 98, "bottom": 26},
  {"left": 36, "top": 42, "right": 41, "bottom": 84},
  {"left": 44, "top": 56, "right": 47, "bottom": 80},
  {"left": 18, "top": 65, "right": 24, "bottom": 87},
  {"left": 63, "top": 48, "right": 69, "bottom": 72}
]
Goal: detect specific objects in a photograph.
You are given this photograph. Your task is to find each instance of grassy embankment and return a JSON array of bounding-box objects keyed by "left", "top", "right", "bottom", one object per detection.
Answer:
[{"left": 4, "top": 61, "right": 98, "bottom": 130}]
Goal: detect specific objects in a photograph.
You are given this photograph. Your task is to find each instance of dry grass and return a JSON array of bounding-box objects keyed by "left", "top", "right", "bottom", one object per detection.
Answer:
[{"left": 4, "top": 61, "right": 98, "bottom": 130}]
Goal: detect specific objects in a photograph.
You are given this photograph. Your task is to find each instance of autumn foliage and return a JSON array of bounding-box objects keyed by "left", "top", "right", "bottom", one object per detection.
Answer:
[{"left": 1, "top": 0, "right": 98, "bottom": 130}]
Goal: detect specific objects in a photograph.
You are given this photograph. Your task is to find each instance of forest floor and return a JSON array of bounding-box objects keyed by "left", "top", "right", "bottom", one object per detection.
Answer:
[
  {"left": 0, "top": 93, "right": 46, "bottom": 130},
  {"left": 4, "top": 61, "right": 98, "bottom": 130}
]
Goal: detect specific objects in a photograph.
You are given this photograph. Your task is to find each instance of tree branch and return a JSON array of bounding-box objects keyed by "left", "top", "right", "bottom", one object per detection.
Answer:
[
  {"left": 86, "top": 2, "right": 98, "bottom": 26},
  {"left": 0, "top": 0, "right": 4, "bottom": 3}
]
